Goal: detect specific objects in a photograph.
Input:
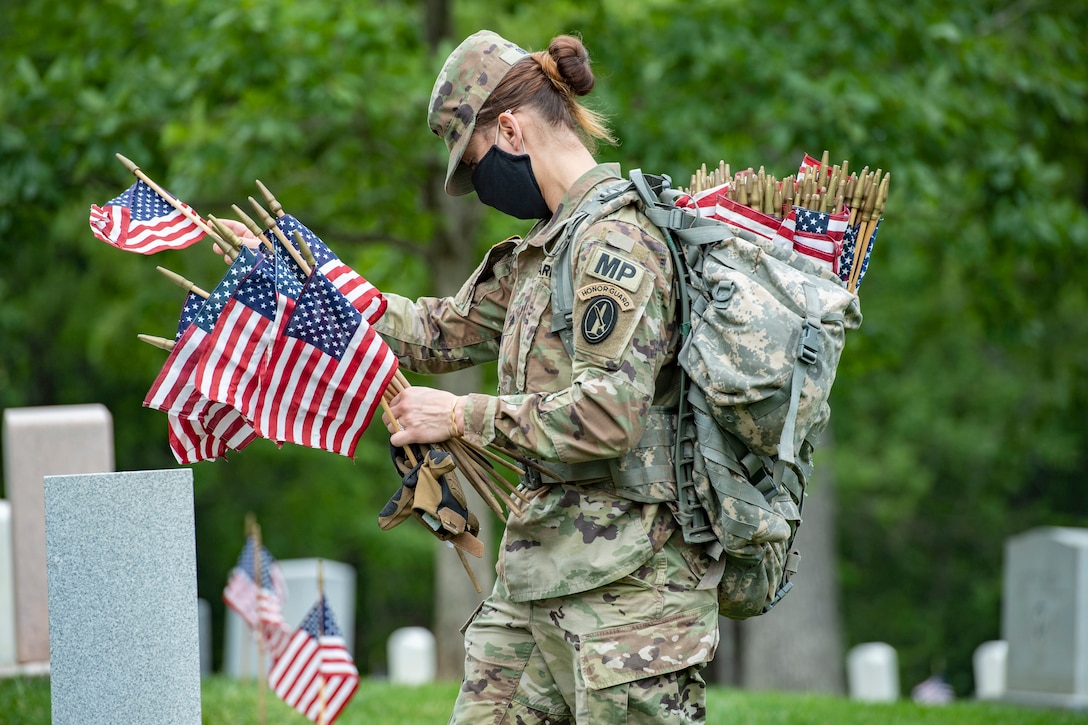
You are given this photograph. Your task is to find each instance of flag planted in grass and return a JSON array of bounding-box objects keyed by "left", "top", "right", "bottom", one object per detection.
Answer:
[
  {"left": 270, "top": 595, "right": 359, "bottom": 725},
  {"left": 223, "top": 533, "right": 288, "bottom": 631}
]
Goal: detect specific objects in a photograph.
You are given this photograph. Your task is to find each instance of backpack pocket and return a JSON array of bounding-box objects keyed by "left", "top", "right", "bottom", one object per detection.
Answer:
[
  {"left": 682, "top": 235, "right": 858, "bottom": 456},
  {"left": 688, "top": 407, "right": 801, "bottom": 619}
]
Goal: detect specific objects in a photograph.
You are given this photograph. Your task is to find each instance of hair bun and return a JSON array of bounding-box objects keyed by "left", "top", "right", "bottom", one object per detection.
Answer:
[{"left": 548, "top": 35, "right": 595, "bottom": 97}]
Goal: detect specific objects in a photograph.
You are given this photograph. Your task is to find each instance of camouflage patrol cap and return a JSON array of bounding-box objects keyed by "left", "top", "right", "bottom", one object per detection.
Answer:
[{"left": 428, "top": 30, "right": 530, "bottom": 196}]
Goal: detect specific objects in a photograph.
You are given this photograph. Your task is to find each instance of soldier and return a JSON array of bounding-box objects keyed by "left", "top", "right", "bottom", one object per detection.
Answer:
[{"left": 380, "top": 30, "right": 720, "bottom": 724}]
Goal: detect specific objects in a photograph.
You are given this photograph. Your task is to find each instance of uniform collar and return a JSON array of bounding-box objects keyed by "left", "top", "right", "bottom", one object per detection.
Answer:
[{"left": 524, "top": 163, "right": 623, "bottom": 252}]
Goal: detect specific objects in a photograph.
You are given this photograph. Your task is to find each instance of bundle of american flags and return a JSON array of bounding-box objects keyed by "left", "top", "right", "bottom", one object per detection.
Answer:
[
  {"left": 89, "top": 155, "right": 536, "bottom": 583},
  {"left": 90, "top": 163, "right": 397, "bottom": 464},
  {"left": 673, "top": 151, "right": 889, "bottom": 292},
  {"left": 223, "top": 525, "right": 358, "bottom": 725}
]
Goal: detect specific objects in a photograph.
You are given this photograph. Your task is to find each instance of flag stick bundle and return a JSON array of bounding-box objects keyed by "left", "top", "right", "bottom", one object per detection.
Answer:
[
  {"left": 677, "top": 150, "right": 890, "bottom": 292},
  {"left": 91, "top": 154, "right": 541, "bottom": 591}
]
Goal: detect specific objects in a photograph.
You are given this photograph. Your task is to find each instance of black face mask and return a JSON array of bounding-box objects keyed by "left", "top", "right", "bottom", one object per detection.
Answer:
[{"left": 471, "top": 145, "right": 552, "bottom": 220}]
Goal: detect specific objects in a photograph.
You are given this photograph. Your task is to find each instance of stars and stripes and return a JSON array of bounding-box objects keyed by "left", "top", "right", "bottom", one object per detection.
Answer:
[
  {"left": 275, "top": 215, "right": 387, "bottom": 323},
  {"left": 771, "top": 206, "right": 849, "bottom": 274},
  {"left": 710, "top": 194, "right": 780, "bottom": 241},
  {"left": 269, "top": 596, "right": 359, "bottom": 725},
  {"left": 222, "top": 534, "right": 288, "bottom": 631},
  {"left": 144, "top": 249, "right": 260, "bottom": 463},
  {"left": 253, "top": 269, "right": 397, "bottom": 458},
  {"left": 195, "top": 256, "right": 277, "bottom": 418},
  {"left": 89, "top": 180, "right": 207, "bottom": 254}
]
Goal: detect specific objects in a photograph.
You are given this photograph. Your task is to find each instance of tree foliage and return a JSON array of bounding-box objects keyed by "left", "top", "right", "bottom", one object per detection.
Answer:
[{"left": 2, "top": 0, "right": 1085, "bottom": 694}]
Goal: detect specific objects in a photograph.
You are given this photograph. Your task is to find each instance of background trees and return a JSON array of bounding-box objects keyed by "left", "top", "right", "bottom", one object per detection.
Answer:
[{"left": 1, "top": 0, "right": 1085, "bottom": 697}]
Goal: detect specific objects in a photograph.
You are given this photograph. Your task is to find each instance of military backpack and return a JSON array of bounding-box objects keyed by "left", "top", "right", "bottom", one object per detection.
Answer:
[{"left": 550, "top": 170, "right": 862, "bottom": 619}]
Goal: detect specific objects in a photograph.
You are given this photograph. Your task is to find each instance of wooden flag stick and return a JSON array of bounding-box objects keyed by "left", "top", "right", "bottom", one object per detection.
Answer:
[
  {"left": 114, "top": 153, "right": 226, "bottom": 249},
  {"left": 252, "top": 520, "right": 267, "bottom": 725},
  {"left": 292, "top": 230, "right": 318, "bottom": 271},
  {"left": 209, "top": 213, "right": 273, "bottom": 254},
  {"left": 248, "top": 197, "right": 312, "bottom": 276},
  {"left": 231, "top": 204, "right": 309, "bottom": 275},
  {"left": 156, "top": 266, "right": 210, "bottom": 299},
  {"left": 456, "top": 547, "right": 483, "bottom": 594},
  {"left": 138, "top": 334, "right": 175, "bottom": 351}
]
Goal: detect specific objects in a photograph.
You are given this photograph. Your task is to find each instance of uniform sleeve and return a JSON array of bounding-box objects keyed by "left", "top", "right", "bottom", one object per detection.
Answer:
[
  {"left": 462, "top": 215, "right": 677, "bottom": 462},
  {"left": 374, "top": 239, "right": 517, "bottom": 375}
]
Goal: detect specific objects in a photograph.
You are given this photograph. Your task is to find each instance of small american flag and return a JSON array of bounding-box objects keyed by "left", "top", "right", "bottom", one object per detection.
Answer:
[
  {"left": 252, "top": 270, "right": 397, "bottom": 457},
  {"left": 223, "top": 534, "right": 288, "bottom": 631},
  {"left": 195, "top": 256, "right": 277, "bottom": 418},
  {"left": 145, "top": 248, "right": 257, "bottom": 417},
  {"left": 796, "top": 153, "right": 824, "bottom": 181},
  {"left": 89, "top": 179, "right": 206, "bottom": 254},
  {"left": 274, "top": 215, "right": 387, "bottom": 323},
  {"left": 245, "top": 238, "right": 307, "bottom": 431},
  {"left": 166, "top": 409, "right": 255, "bottom": 464},
  {"left": 771, "top": 206, "right": 849, "bottom": 274},
  {"left": 269, "top": 596, "right": 359, "bottom": 725},
  {"left": 710, "top": 194, "right": 780, "bottom": 241},
  {"left": 158, "top": 274, "right": 255, "bottom": 459}
]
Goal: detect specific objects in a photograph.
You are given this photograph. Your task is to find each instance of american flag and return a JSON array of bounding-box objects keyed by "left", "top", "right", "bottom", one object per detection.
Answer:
[
  {"left": 269, "top": 596, "right": 359, "bottom": 725},
  {"left": 251, "top": 270, "right": 397, "bottom": 457},
  {"left": 146, "top": 250, "right": 259, "bottom": 461},
  {"left": 175, "top": 290, "right": 204, "bottom": 341},
  {"left": 89, "top": 179, "right": 206, "bottom": 254},
  {"left": 771, "top": 206, "right": 849, "bottom": 274},
  {"left": 710, "top": 194, "right": 780, "bottom": 241},
  {"left": 223, "top": 534, "right": 288, "bottom": 631},
  {"left": 796, "top": 153, "right": 824, "bottom": 181},
  {"left": 195, "top": 256, "right": 277, "bottom": 418},
  {"left": 274, "top": 215, "right": 387, "bottom": 324},
  {"left": 244, "top": 238, "right": 308, "bottom": 430},
  {"left": 839, "top": 223, "right": 860, "bottom": 284}
]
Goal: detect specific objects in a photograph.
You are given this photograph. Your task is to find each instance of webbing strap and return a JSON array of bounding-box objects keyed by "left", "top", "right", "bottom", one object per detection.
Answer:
[
  {"left": 549, "top": 183, "right": 640, "bottom": 357},
  {"left": 775, "top": 282, "right": 822, "bottom": 468}
]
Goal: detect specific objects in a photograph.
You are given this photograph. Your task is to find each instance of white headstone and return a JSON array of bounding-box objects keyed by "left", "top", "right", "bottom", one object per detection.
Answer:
[
  {"left": 388, "top": 626, "right": 436, "bottom": 685},
  {"left": 45, "top": 469, "right": 201, "bottom": 724},
  {"left": 847, "top": 642, "right": 899, "bottom": 702},
  {"left": 3, "top": 404, "right": 114, "bottom": 664},
  {"left": 1003, "top": 526, "right": 1088, "bottom": 708},
  {"left": 0, "top": 500, "right": 15, "bottom": 667},
  {"left": 224, "top": 557, "right": 356, "bottom": 677},
  {"left": 973, "top": 640, "right": 1007, "bottom": 700}
]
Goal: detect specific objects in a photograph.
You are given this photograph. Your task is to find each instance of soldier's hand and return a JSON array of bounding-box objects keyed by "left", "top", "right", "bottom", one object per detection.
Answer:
[
  {"left": 384, "top": 387, "right": 464, "bottom": 446},
  {"left": 213, "top": 219, "right": 262, "bottom": 263}
]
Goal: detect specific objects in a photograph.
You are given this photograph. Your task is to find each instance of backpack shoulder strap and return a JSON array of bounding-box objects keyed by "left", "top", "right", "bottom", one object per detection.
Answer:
[{"left": 549, "top": 180, "right": 641, "bottom": 357}]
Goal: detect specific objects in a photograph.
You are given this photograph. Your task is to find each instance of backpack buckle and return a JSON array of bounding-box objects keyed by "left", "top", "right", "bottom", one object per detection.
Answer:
[{"left": 798, "top": 321, "right": 820, "bottom": 366}]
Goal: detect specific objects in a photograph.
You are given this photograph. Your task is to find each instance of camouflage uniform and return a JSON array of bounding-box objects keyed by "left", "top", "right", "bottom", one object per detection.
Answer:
[
  {"left": 376, "top": 28, "right": 719, "bottom": 724},
  {"left": 376, "top": 163, "right": 720, "bottom": 723}
]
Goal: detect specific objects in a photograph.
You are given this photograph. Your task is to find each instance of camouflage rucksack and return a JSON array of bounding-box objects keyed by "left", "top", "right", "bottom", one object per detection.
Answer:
[{"left": 552, "top": 170, "right": 862, "bottom": 619}]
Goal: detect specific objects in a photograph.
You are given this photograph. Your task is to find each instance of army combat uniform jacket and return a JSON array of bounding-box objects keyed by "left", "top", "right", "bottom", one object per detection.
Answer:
[{"left": 376, "top": 163, "right": 683, "bottom": 602}]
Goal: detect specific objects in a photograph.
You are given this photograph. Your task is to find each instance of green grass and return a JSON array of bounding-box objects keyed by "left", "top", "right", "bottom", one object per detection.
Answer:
[{"left": 3, "top": 675, "right": 1088, "bottom": 724}]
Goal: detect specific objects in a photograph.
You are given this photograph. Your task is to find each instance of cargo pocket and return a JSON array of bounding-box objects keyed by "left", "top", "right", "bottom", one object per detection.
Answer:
[{"left": 578, "top": 603, "right": 718, "bottom": 691}]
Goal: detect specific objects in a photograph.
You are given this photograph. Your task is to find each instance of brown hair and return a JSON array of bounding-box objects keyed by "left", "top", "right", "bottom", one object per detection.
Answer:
[{"left": 475, "top": 34, "right": 615, "bottom": 149}]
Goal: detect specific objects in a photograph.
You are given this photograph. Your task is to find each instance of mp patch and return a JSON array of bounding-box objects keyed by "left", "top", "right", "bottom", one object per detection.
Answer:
[
  {"left": 587, "top": 248, "right": 644, "bottom": 292},
  {"left": 580, "top": 296, "right": 619, "bottom": 344}
]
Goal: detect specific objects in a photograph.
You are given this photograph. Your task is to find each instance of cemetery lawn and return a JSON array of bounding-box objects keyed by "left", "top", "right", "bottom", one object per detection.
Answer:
[{"left": 3, "top": 675, "right": 1088, "bottom": 724}]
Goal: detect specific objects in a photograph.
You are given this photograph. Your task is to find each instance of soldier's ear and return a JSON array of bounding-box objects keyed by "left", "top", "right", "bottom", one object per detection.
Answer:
[{"left": 495, "top": 110, "right": 523, "bottom": 152}]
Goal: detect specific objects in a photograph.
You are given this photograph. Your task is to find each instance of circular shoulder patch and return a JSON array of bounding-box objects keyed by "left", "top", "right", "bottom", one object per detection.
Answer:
[{"left": 581, "top": 296, "right": 619, "bottom": 345}]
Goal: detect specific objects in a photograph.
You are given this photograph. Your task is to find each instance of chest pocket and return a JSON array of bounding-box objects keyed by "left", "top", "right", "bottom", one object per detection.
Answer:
[{"left": 500, "top": 256, "right": 565, "bottom": 395}]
